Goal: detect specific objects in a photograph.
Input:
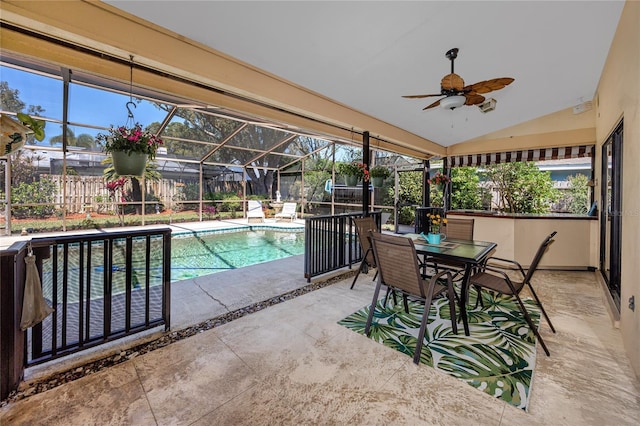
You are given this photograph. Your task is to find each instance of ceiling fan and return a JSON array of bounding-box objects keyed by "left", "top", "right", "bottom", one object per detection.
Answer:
[{"left": 403, "top": 48, "right": 514, "bottom": 110}]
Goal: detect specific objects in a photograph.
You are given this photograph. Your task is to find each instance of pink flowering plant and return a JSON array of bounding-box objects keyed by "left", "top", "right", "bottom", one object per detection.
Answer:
[
  {"left": 427, "top": 171, "right": 451, "bottom": 186},
  {"left": 337, "top": 161, "right": 370, "bottom": 182},
  {"left": 97, "top": 123, "right": 163, "bottom": 160}
]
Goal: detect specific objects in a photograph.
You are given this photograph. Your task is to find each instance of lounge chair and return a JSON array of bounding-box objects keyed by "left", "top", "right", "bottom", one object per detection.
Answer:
[
  {"left": 247, "top": 200, "right": 265, "bottom": 222},
  {"left": 275, "top": 202, "right": 297, "bottom": 221}
]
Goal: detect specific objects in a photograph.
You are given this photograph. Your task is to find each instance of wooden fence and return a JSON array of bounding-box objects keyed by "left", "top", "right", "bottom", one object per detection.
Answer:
[{"left": 43, "top": 175, "right": 197, "bottom": 214}]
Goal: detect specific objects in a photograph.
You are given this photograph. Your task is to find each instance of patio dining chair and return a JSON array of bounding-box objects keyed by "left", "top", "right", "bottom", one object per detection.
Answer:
[
  {"left": 468, "top": 231, "right": 557, "bottom": 356},
  {"left": 425, "top": 218, "right": 476, "bottom": 282},
  {"left": 366, "top": 232, "right": 458, "bottom": 364},
  {"left": 350, "top": 216, "right": 379, "bottom": 289}
]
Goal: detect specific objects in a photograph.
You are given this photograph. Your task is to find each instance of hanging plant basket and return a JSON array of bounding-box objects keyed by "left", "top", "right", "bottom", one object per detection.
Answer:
[
  {"left": 0, "top": 114, "right": 30, "bottom": 158},
  {"left": 111, "top": 151, "right": 147, "bottom": 176},
  {"left": 345, "top": 175, "right": 359, "bottom": 187},
  {"left": 371, "top": 176, "right": 384, "bottom": 188}
]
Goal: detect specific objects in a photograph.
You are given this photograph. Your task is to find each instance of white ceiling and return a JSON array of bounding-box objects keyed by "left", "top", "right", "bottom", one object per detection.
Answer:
[{"left": 105, "top": 1, "right": 625, "bottom": 147}]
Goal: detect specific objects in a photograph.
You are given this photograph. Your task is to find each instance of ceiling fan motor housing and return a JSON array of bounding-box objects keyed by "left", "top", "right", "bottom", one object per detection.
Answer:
[{"left": 478, "top": 98, "right": 497, "bottom": 113}]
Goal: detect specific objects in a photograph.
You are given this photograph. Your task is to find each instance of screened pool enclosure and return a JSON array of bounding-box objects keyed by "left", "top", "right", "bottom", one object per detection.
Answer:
[{"left": 0, "top": 55, "right": 427, "bottom": 235}]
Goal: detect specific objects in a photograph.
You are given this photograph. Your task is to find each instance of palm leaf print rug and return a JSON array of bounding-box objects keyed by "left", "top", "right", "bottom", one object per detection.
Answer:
[{"left": 338, "top": 288, "right": 541, "bottom": 411}]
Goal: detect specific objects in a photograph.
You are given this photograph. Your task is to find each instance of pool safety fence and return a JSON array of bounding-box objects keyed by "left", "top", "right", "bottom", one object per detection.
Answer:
[
  {"left": 304, "top": 211, "right": 381, "bottom": 282},
  {"left": 0, "top": 227, "right": 172, "bottom": 400}
]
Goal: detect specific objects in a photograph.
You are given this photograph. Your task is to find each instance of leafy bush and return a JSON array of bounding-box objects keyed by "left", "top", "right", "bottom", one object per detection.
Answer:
[
  {"left": 11, "top": 178, "right": 57, "bottom": 218},
  {"left": 481, "top": 162, "right": 559, "bottom": 213},
  {"left": 450, "top": 167, "right": 483, "bottom": 210},
  {"left": 566, "top": 174, "right": 590, "bottom": 214},
  {"left": 204, "top": 191, "right": 241, "bottom": 212}
]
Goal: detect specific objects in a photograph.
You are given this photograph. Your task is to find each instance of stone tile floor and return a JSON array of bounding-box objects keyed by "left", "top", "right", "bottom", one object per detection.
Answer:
[{"left": 1, "top": 231, "right": 639, "bottom": 424}]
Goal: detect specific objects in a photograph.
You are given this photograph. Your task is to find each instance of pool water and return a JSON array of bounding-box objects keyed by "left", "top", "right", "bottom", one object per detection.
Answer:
[
  {"left": 40, "top": 229, "right": 305, "bottom": 303},
  {"left": 171, "top": 229, "right": 305, "bottom": 281}
]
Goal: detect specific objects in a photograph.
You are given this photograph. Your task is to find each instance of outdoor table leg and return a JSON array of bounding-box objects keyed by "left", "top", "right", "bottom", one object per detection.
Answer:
[{"left": 459, "top": 264, "right": 473, "bottom": 336}]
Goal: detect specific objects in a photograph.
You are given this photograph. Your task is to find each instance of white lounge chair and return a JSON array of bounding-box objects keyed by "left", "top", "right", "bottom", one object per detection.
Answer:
[
  {"left": 275, "top": 202, "right": 297, "bottom": 222},
  {"left": 247, "top": 200, "right": 265, "bottom": 222}
]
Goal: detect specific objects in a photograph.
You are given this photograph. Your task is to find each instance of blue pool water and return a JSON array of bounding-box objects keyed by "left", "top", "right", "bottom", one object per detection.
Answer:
[
  {"left": 170, "top": 229, "right": 305, "bottom": 281},
  {"left": 40, "top": 228, "right": 305, "bottom": 302}
]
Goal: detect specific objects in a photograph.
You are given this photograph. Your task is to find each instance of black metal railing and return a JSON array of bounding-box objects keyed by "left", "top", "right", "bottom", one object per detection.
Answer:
[
  {"left": 0, "top": 227, "right": 171, "bottom": 399},
  {"left": 304, "top": 211, "right": 381, "bottom": 282}
]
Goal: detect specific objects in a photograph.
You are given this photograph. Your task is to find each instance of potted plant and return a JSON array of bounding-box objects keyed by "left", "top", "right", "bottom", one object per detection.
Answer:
[
  {"left": 369, "top": 165, "right": 391, "bottom": 187},
  {"left": 1, "top": 113, "right": 46, "bottom": 157},
  {"left": 337, "top": 161, "right": 369, "bottom": 186},
  {"left": 96, "top": 123, "right": 163, "bottom": 176},
  {"left": 427, "top": 213, "right": 448, "bottom": 244},
  {"left": 427, "top": 171, "right": 451, "bottom": 191}
]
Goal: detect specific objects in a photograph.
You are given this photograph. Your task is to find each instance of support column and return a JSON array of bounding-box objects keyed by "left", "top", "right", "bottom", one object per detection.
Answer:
[
  {"left": 362, "top": 131, "right": 370, "bottom": 216},
  {"left": 423, "top": 159, "right": 430, "bottom": 207}
]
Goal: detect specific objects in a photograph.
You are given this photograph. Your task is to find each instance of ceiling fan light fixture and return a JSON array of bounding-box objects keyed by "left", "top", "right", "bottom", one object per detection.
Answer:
[{"left": 440, "top": 95, "right": 466, "bottom": 110}]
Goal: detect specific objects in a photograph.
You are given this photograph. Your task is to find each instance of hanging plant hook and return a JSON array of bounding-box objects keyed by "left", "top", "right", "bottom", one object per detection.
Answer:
[
  {"left": 126, "top": 100, "right": 136, "bottom": 121},
  {"left": 125, "top": 55, "right": 136, "bottom": 127}
]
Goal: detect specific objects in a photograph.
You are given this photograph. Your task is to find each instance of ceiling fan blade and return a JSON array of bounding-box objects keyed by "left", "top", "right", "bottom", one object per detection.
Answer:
[
  {"left": 441, "top": 73, "right": 464, "bottom": 91},
  {"left": 465, "top": 93, "right": 485, "bottom": 105},
  {"left": 423, "top": 98, "right": 443, "bottom": 110},
  {"left": 402, "top": 93, "right": 442, "bottom": 99},
  {"left": 464, "top": 77, "right": 514, "bottom": 94}
]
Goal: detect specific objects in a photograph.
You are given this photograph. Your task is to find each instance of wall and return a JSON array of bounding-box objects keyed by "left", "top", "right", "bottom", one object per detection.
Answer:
[
  {"left": 448, "top": 214, "right": 597, "bottom": 268},
  {"left": 595, "top": 0, "right": 640, "bottom": 377}
]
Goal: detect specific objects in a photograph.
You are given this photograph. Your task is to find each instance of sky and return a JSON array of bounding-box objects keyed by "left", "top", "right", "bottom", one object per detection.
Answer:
[{"left": 1, "top": 65, "right": 167, "bottom": 144}]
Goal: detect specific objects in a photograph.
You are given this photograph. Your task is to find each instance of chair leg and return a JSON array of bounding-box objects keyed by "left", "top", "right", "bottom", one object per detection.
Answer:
[
  {"left": 350, "top": 262, "right": 365, "bottom": 289},
  {"left": 526, "top": 283, "right": 556, "bottom": 333},
  {"left": 365, "top": 281, "right": 384, "bottom": 336},
  {"left": 473, "top": 285, "right": 484, "bottom": 309},
  {"left": 413, "top": 279, "right": 438, "bottom": 364},
  {"left": 350, "top": 248, "right": 373, "bottom": 289},
  {"left": 514, "top": 294, "right": 551, "bottom": 356},
  {"left": 383, "top": 286, "right": 391, "bottom": 307}
]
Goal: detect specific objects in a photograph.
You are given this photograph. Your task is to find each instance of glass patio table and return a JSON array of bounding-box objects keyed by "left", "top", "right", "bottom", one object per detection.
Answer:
[{"left": 407, "top": 234, "right": 497, "bottom": 336}]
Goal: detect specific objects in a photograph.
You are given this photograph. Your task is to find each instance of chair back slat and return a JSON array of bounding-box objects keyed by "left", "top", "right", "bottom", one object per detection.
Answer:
[
  {"left": 524, "top": 231, "right": 557, "bottom": 283},
  {"left": 370, "top": 232, "right": 424, "bottom": 297},
  {"left": 443, "top": 218, "right": 474, "bottom": 240}
]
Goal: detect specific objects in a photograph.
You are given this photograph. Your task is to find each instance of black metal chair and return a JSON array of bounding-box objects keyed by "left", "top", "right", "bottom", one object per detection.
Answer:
[
  {"left": 365, "top": 232, "right": 457, "bottom": 364},
  {"left": 469, "top": 231, "right": 557, "bottom": 356}
]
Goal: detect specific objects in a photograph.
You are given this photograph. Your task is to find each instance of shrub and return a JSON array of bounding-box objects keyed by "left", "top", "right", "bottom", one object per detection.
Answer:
[{"left": 11, "top": 178, "right": 57, "bottom": 219}]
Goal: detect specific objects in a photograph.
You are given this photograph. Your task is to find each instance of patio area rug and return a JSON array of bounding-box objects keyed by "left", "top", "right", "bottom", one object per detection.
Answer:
[{"left": 338, "top": 288, "right": 541, "bottom": 411}]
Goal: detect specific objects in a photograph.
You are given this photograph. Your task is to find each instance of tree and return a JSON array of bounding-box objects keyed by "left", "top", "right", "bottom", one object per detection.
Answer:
[
  {"left": 481, "top": 162, "right": 559, "bottom": 213},
  {"left": 0, "top": 81, "right": 45, "bottom": 116},
  {"left": 566, "top": 174, "right": 590, "bottom": 214},
  {"left": 450, "top": 167, "right": 483, "bottom": 210},
  {"left": 389, "top": 171, "right": 422, "bottom": 224},
  {"left": 49, "top": 128, "right": 97, "bottom": 149}
]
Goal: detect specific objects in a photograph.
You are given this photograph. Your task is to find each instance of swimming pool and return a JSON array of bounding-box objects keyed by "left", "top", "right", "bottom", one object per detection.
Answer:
[
  {"left": 40, "top": 228, "right": 305, "bottom": 302},
  {"left": 170, "top": 228, "right": 305, "bottom": 281}
]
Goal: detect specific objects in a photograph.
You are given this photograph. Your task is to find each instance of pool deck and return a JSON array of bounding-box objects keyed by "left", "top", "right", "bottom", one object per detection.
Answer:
[
  {"left": 0, "top": 218, "right": 306, "bottom": 250},
  {"left": 9, "top": 218, "right": 327, "bottom": 379}
]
